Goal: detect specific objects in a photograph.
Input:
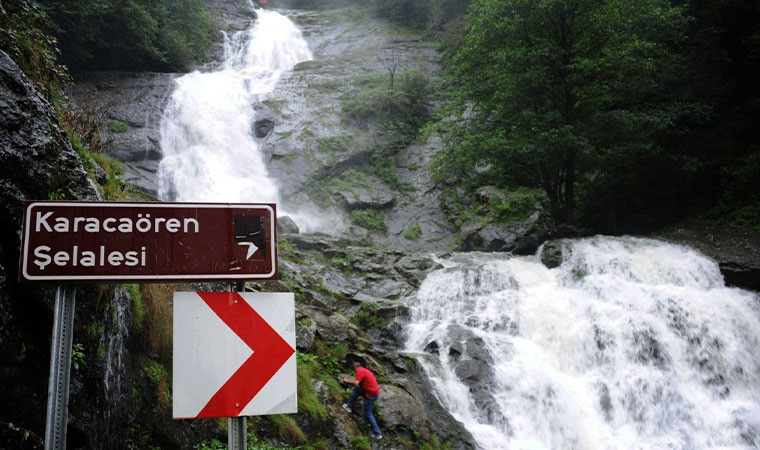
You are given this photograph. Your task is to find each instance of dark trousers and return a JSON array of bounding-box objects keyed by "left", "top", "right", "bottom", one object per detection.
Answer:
[{"left": 347, "top": 385, "right": 381, "bottom": 436}]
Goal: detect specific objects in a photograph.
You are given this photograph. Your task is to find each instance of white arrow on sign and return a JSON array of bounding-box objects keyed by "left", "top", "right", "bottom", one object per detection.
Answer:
[
  {"left": 172, "top": 292, "right": 296, "bottom": 419},
  {"left": 238, "top": 241, "right": 259, "bottom": 259}
]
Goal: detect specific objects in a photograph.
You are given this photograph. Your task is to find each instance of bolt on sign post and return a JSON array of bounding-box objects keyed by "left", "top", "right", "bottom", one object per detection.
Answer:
[{"left": 18, "top": 201, "right": 280, "bottom": 450}]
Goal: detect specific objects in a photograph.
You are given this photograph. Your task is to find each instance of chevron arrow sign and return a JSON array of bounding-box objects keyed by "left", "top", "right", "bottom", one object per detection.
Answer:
[{"left": 172, "top": 292, "right": 296, "bottom": 419}]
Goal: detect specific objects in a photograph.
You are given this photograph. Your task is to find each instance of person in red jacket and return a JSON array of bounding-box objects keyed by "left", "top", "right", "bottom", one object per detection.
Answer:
[{"left": 342, "top": 361, "right": 382, "bottom": 439}]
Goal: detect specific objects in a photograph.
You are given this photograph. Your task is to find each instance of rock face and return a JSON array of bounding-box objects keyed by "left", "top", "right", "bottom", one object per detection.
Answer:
[
  {"left": 285, "top": 238, "right": 476, "bottom": 448},
  {"left": 0, "top": 49, "right": 100, "bottom": 445},
  {"left": 67, "top": 71, "right": 176, "bottom": 197},
  {"left": 653, "top": 225, "right": 760, "bottom": 292}
]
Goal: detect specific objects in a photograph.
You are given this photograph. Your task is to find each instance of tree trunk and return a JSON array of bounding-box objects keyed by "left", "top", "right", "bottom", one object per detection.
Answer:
[{"left": 563, "top": 151, "right": 575, "bottom": 224}]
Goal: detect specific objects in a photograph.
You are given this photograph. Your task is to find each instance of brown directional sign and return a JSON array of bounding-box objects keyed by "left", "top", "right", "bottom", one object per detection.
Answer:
[{"left": 19, "top": 201, "right": 277, "bottom": 282}]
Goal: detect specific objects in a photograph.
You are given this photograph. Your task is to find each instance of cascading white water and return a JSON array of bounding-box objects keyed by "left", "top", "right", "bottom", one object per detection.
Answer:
[
  {"left": 158, "top": 8, "right": 312, "bottom": 203},
  {"left": 406, "top": 236, "right": 760, "bottom": 449},
  {"left": 97, "top": 287, "right": 130, "bottom": 446}
]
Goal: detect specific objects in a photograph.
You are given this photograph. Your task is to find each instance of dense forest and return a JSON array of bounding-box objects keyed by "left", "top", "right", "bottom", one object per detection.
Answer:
[{"left": 2, "top": 0, "right": 758, "bottom": 235}]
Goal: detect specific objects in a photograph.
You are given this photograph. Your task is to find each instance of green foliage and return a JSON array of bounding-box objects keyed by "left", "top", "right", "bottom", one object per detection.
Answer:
[
  {"left": 142, "top": 358, "right": 170, "bottom": 409},
  {"left": 370, "top": 0, "right": 429, "bottom": 29},
  {"left": 442, "top": 186, "right": 545, "bottom": 231},
  {"left": 109, "top": 119, "right": 129, "bottom": 133},
  {"left": 571, "top": 269, "right": 587, "bottom": 281},
  {"left": 71, "top": 343, "right": 86, "bottom": 370},
  {"left": 317, "top": 136, "right": 350, "bottom": 154},
  {"left": 350, "top": 209, "right": 386, "bottom": 233},
  {"left": 296, "top": 352, "right": 330, "bottom": 422},
  {"left": 42, "top": 0, "right": 216, "bottom": 71},
  {"left": 342, "top": 71, "right": 431, "bottom": 146},
  {"left": 48, "top": 188, "right": 66, "bottom": 200},
  {"left": 297, "top": 317, "right": 312, "bottom": 327},
  {"left": 351, "top": 302, "right": 385, "bottom": 328},
  {"left": 194, "top": 437, "right": 225, "bottom": 450},
  {"left": 0, "top": 0, "right": 69, "bottom": 100},
  {"left": 87, "top": 315, "right": 104, "bottom": 338},
  {"left": 403, "top": 223, "right": 422, "bottom": 241},
  {"left": 66, "top": 130, "right": 96, "bottom": 175},
  {"left": 330, "top": 250, "right": 355, "bottom": 272},
  {"left": 418, "top": 435, "right": 452, "bottom": 450},
  {"left": 125, "top": 284, "right": 144, "bottom": 332},
  {"left": 438, "top": 0, "right": 701, "bottom": 225},
  {"left": 268, "top": 415, "right": 306, "bottom": 445},
  {"left": 350, "top": 436, "right": 371, "bottom": 450}
]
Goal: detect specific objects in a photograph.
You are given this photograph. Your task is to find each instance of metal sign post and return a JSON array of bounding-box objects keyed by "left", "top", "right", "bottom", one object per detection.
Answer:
[
  {"left": 228, "top": 281, "right": 246, "bottom": 450},
  {"left": 44, "top": 286, "right": 76, "bottom": 450},
  {"left": 228, "top": 415, "right": 247, "bottom": 450}
]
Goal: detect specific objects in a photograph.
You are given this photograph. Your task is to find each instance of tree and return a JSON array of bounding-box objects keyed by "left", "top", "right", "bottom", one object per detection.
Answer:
[
  {"left": 437, "top": 0, "right": 698, "bottom": 225},
  {"left": 40, "top": 0, "right": 215, "bottom": 72}
]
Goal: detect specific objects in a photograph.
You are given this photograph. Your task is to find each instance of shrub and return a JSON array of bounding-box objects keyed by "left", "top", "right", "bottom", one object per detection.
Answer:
[
  {"left": 351, "top": 302, "right": 385, "bottom": 328},
  {"left": 350, "top": 436, "right": 371, "bottom": 450},
  {"left": 142, "top": 358, "right": 170, "bottom": 410},
  {"left": 350, "top": 209, "right": 386, "bottom": 233},
  {"left": 296, "top": 352, "right": 329, "bottom": 422},
  {"left": 268, "top": 415, "right": 306, "bottom": 445},
  {"left": 403, "top": 223, "right": 422, "bottom": 241},
  {"left": 109, "top": 119, "right": 129, "bottom": 133}
]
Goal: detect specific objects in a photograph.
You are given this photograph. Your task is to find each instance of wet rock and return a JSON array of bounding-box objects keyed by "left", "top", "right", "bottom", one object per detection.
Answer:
[
  {"left": 1, "top": 49, "right": 100, "bottom": 448},
  {"left": 289, "top": 233, "right": 356, "bottom": 251},
  {"left": 476, "top": 186, "right": 506, "bottom": 204},
  {"left": 0, "top": 51, "right": 100, "bottom": 206},
  {"left": 278, "top": 215, "right": 300, "bottom": 234},
  {"left": 253, "top": 118, "right": 275, "bottom": 139},
  {"left": 460, "top": 209, "right": 545, "bottom": 254},
  {"left": 379, "top": 133, "right": 456, "bottom": 251},
  {"left": 306, "top": 306, "right": 364, "bottom": 345},
  {"left": 424, "top": 341, "right": 440, "bottom": 355},
  {"left": 378, "top": 384, "right": 430, "bottom": 438},
  {"left": 67, "top": 71, "right": 176, "bottom": 196},
  {"left": 394, "top": 254, "right": 441, "bottom": 287},
  {"left": 320, "top": 269, "right": 360, "bottom": 298},
  {"left": 654, "top": 224, "right": 760, "bottom": 292},
  {"left": 541, "top": 240, "right": 565, "bottom": 268},
  {"left": 334, "top": 174, "right": 394, "bottom": 210}
]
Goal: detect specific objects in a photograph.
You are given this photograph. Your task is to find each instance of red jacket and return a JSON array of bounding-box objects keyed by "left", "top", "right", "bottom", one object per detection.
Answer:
[{"left": 355, "top": 367, "right": 380, "bottom": 397}]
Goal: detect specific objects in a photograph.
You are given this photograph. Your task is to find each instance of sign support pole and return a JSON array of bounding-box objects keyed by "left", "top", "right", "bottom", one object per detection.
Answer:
[
  {"left": 45, "top": 286, "right": 76, "bottom": 450},
  {"left": 228, "top": 282, "right": 247, "bottom": 450}
]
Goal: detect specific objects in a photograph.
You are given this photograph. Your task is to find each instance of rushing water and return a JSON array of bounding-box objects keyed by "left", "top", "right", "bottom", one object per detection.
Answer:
[
  {"left": 157, "top": 7, "right": 312, "bottom": 203},
  {"left": 406, "top": 236, "right": 760, "bottom": 449},
  {"left": 96, "top": 287, "right": 130, "bottom": 447}
]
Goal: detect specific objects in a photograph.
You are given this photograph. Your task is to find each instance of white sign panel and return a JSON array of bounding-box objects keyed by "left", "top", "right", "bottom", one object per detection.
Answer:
[{"left": 173, "top": 292, "right": 296, "bottom": 419}]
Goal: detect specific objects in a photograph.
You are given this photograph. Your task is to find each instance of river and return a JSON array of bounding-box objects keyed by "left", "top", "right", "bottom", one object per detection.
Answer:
[{"left": 406, "top": 236, "right": 760, "bottom": 449}]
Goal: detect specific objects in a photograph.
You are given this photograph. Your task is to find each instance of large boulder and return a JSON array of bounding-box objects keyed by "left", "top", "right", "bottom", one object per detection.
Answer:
[
  {"left": 459, "top": 209, "right": 546, "bottom": 254},
  {"left": 334, "top": 174, "right": 395, "bottom": 210},
  {"left": 541, "top": 239, "right": 565, "bottom": 268},
  {"left": 378, "top": 384, "right": 430, "bottom": 438}
]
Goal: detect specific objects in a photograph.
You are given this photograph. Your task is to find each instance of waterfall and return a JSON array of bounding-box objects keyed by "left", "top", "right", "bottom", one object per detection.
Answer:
[
  {"left": 96, "top": 287, "right": 130, "bottom": 446},
  {"left": 406, "top": 236, "right": 760, "bottom": 449},
  {"left": 157, "top": 8, "right": 312, "bottom": 203}
]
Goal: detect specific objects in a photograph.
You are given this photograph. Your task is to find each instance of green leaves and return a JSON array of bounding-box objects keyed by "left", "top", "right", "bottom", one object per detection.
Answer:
[
  {"left": 439, "top": 0, "right": 699, "bottom": 225},
  {"left": 41, "top": 0, "right": 216, "bottom": 71}
]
